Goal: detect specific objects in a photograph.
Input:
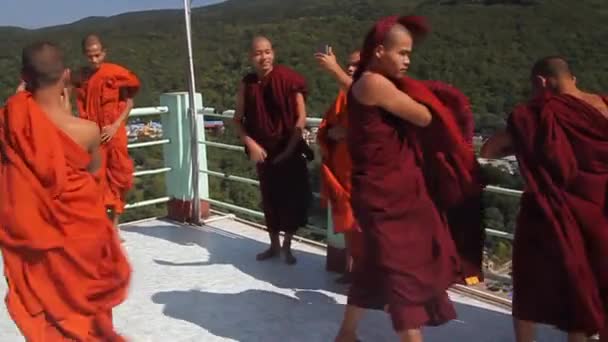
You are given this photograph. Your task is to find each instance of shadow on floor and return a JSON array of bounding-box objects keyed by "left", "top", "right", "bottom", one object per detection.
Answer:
[{"left": 122, "top": 220, "right": 343, "bottom": 293}]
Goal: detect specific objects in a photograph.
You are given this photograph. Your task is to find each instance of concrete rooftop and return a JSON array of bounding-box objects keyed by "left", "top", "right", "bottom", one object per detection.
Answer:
[{"left": 0, "top": 217, "right": 565, "bottom": 341}]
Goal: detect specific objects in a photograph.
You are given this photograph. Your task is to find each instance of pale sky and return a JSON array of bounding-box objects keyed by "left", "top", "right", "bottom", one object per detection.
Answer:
[{"left": 0, "top": 0, "right": 225, "bottom": 29}]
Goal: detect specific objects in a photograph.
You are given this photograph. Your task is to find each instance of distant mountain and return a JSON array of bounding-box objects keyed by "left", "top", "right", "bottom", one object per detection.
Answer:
[{"left": 1, "top": 0, "right": 606, "bottom": 134}]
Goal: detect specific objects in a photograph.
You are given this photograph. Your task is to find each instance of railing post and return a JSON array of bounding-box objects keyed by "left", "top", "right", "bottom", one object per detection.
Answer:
[
  {"left": 159, "top": 92, "right": 210, "bottom": 222},
  {"left": 325, "top": 204, "right": 347, "bottom": 273}
]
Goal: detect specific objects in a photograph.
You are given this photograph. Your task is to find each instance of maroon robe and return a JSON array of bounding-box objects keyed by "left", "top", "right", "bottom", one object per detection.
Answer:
[
  {"left": 346, "top": 90, "right": 460, "bottom": 331},
  {"left": 508, "top": 94, "right": 608, "bottom": 334},
  {"left": 241, "top": 65, "right": 312, "bottom": 234}
]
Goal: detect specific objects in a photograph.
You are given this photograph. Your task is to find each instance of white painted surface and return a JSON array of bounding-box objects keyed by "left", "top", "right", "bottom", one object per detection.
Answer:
[{"left": 0, "top": 218, "right": 565, "bottom": 341}]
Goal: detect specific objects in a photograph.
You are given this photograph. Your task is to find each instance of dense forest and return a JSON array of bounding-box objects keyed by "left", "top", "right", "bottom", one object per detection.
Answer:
[{"left": 1, "top": 0, "right": 606, "bottom": 266}]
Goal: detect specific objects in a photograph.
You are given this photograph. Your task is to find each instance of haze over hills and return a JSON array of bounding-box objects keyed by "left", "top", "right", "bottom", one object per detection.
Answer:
[{"left": 0, "top": 0, "right": 606, "bottom": 134}]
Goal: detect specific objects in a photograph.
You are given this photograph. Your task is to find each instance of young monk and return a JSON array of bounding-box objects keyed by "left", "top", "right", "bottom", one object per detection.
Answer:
[
  {"left": 233, "top": 36, "right": 313, "bottom": 265},
  {"left": 0, "top": 41, "right": 131, "bottom": 341},
  {"left": 335, "top": 16, "right": 481, "bottom": 342},
  {"left": 315, "top": 48, "right": 362, "bottom": 283},
  {"left": 74, "top": 34, "right": 140, "bottom": 230},
  {"left": 481, "top": 56, "right": 608, "bottom": 342}
]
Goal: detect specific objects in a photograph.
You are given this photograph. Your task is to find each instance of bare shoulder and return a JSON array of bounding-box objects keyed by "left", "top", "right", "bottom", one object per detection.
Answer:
[
  {"left": 69, "top": 117, "right": 101, "bottom": 151},
  {"left": 351, "top": 72, "right": 394, "bottom": 105}
]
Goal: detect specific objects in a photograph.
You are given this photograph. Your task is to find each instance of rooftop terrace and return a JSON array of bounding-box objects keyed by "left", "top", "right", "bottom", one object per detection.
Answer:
[{"left": 0, "top": 217, "right": 565, "bottom": 341}]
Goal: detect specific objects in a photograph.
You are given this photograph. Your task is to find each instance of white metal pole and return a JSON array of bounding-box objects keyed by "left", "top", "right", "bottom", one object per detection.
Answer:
[{"left": 183, "top": 0, "right": 201, "bottom": 225}]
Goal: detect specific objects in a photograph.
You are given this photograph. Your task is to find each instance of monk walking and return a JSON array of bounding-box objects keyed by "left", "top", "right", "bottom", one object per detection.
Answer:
[
  {"left": 315, "top": 47, "right": 362, "bottom": 283},
  {"left": 74, "top": 34, "right": 140, "bottom": 230},
  {"left": 481, "top": 56, "right": 608, "bottom": 342},
  {"left": 335, "top": 16, "right": 481, "bottom": 342},
  {"left": 233, "top": 36, "right": 312, "bottom": 265},
  {"left": 0, "top": 41, "right": 131, "bottom": 341}
]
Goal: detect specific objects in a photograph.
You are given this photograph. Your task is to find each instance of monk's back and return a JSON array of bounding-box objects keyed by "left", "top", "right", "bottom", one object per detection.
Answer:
[{"left": 347, "top": 91, "right": 428, "bottom": 213}]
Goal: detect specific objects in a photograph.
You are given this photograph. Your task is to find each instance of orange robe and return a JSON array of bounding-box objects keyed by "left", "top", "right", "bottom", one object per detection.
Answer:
[
  {"left": 75, "top": 63, "right": 140, "bottom": 214},
  {"left": 0, "top": 92, "right": 131, "bottom": 341},
  {"left": 317, "top": 90, "right": 363, "bottom": 259}
]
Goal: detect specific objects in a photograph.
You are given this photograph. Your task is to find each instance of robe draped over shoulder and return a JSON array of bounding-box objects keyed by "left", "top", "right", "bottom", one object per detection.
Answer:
[
  {"left": 75, "top": 63, "right": 140, "bottom": 214},
  {"left": 0, "top": 92, "right": 131, "bottom": 341},
  {"left": 240, "top": 65, "right": 312, "bottom": 233},
  {"left": 508, "top": 94, "right": 608, "bottom": 334}
]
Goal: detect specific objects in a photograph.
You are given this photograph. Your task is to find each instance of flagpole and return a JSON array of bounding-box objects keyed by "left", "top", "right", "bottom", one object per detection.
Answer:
[{"left": 183, "top": 0, "right": 201, "bottom": 225}]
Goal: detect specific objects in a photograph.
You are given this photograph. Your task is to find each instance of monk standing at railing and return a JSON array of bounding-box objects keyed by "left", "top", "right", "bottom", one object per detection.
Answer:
[
  {"left": 481, "top": 56, "right": 608, "bottom": 342},
  {"left": 0, "top": 41, "right": 131, "bottom": 341},
  {"left": 233, "top": 36, "right": 313, "bottom": 265},
  {"left": 74, "top": 34, "right": 140, "bottom": 233},
  {"left": 315, "top": 47, "right": 362, "bottom": 283}
]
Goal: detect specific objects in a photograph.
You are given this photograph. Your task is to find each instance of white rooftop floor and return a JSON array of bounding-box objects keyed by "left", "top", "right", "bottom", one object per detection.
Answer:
[{"left": 0, "top": 217, "right": 565, "bottom": 341}]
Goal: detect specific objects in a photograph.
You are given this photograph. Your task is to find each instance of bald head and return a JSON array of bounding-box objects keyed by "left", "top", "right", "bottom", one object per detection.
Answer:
[
  {"left": 530, "top": 56, "right": 576, "bottom": 94},
  {"left": 82, "top": 34, "right": 104, "bottom": 51},
  {"left": 250, "top": 36, "right": 272, "bottom": 53},
  {"left": 346, "top": 50, "right": 361, "bottom": 77},
  {"left": 383, "top": 24, "right": 413, "bottom": 49},
  {"left": 21, "top": 41, "right": 67, "bottom": 90},
  {"left": 531, "top": 56, "right": 573, "bottom": 79}
]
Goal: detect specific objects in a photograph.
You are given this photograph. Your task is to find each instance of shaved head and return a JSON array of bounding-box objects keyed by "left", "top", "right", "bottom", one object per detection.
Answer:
[
  {"left": 531, "top": 56, "right": 573, "bottom": 78},
  {"left": 383, "top": 24, "right": 412, "bottom": 48},
  {"left": 21, "top": 41, "right": 67, "bottom": 90},
  {"left": 250, "top": 36, "right": 272, "bottom": 53},
  {"left": 82, "top": 34, "right": 104, "bottom": 51}
]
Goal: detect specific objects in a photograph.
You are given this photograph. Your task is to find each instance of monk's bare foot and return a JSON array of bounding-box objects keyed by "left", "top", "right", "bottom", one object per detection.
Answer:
[
  {"left": 256, "top": 248, "right": 279, "bottom": 261},
  {"left": 285, "top": 251, "right": 297, "bottom": 265},
  {"left": 335, "top": 272, "right": 353, "bottom": 284}
]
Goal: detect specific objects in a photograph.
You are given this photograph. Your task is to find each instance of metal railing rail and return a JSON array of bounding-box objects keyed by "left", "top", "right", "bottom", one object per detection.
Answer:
[{"left": 122, "top": 107, "right": 172, "bottom": 210}]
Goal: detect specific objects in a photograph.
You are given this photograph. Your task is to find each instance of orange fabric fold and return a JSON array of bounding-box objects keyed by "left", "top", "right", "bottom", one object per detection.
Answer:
[
  {"left": 0, "top": 92, "right": 131, "bottom": 341},
  {"left": 76, "top": 63, "right": 140, "bottom": 213},
  {"left": 317, "top": 90, "right": 356, "bottom": 233}
]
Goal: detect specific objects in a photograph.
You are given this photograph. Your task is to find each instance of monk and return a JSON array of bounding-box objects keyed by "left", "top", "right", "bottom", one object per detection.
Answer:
[
  {"left": 481, "top": 56, "right": 608, "bottom": 342},
  {"left": 74, "top": 34, "right": 140, "bottom": 230},
  {"left": 315, "top": 48, "right": 362, "bottom": 283},
  {"left": 0, "top": 41, "right": 131, "bottom": 341},
  {"left": 335, "top": 16, "right": 482, "bottom": 342},
  {"left": 233, "top": 36, "right": 313, "bottom": 265}
]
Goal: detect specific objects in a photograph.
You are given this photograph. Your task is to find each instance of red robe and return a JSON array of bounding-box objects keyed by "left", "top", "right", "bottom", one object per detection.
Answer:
[
  {"left": 0, "top": 92, "right": 131, "bottom": 341},
  {"left": 508, "top": 94, "right": 608, "bottom": 334},
  {"left": 75, "top": 62, "right": 140, "bottom": 214},
  {"left": 318, "top": 90, "right": 364, "bottom": 260},
  {"left": 240, "top": 65, "right": 312, "bottom": 234},
  {"left": 404, "top": 78, "right": 485, "bottom": 283},
  {"left": 346, "top": 89, "right": 460, "bottom": 331}
]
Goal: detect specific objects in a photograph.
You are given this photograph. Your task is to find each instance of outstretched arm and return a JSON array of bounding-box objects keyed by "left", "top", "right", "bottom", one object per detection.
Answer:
[{"left": 352, "top": 72, "right": 432, "bottom": 127}]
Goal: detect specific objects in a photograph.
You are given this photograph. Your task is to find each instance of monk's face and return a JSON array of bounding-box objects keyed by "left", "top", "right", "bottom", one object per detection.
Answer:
[
  {"left": 250, "top": 39, "right": 274, "bottom": 74},
  {"left": 375, "top": 27, "right": 413, "bottom": 79},
  {"left": 346, "top": 52, "right": 360, "bottom": 77},
  {"left": 84, "top": 43, "right": 106, "bottom": 70}
]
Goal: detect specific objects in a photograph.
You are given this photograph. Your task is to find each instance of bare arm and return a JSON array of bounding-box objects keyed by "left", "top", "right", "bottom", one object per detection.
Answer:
[
  {"left": 277, "top": 92, "right": 306, "bottom": 159},
  {"left": 87, "top": 125, "right": 102, "bottom": 173},
  {"left": 352, "top": 73, "right": 432, "bottom": 127},
  {"left": 233, "top": 82, "right": 256, "bottom": 147},
  {"left": 314, "top": 52, "right": 352, "bottom": 91},
  {"left": 480, "top": 130, "right": 514, "bottom": 159}
]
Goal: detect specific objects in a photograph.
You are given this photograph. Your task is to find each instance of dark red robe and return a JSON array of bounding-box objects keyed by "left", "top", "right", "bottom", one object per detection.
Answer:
[
  {"left": 241, "top": 65, "right": 312, "bottom": 234},
  {"left": 346, "top": 90, "right": 460, "bottom": 331},
  {"left": 508, "top": 94, "right": 608, "bottom": 334}
]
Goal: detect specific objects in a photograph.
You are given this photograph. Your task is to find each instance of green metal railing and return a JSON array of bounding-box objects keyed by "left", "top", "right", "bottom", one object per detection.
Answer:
[{"left": 121, "top": 99, "right": 522, "bottom": 243}]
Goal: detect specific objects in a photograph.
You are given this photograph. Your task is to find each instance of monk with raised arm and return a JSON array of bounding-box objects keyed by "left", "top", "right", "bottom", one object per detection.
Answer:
[
  {"left": 0, "top": 42, "right": 131, "bottom": 341},
  {"left": 315, "top": 48, "right": 362, "bottom": 283},
  {"left": 481, "top": 56, "right": 608, "bottom": 342},
  {"left": 233, "top": 36, "right": 312, "bottom": 265},
  {"left": 74, "top": 34, "right": 140, "bottom": 230},
  {"left": 335, "top": 16, "right": 480, "bottom": 342}
]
